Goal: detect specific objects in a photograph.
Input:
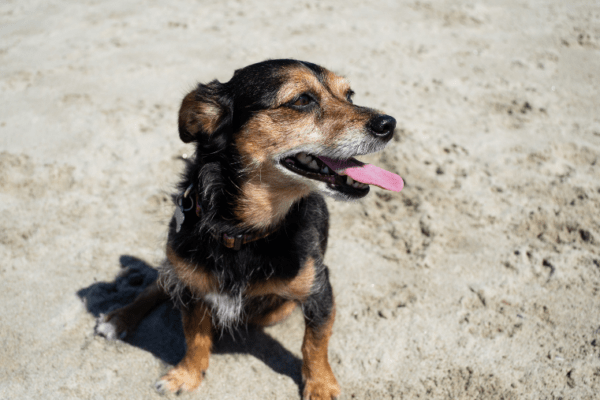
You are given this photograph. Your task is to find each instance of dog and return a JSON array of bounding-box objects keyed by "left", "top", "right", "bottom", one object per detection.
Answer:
[{"left": 95, "top": 59, "right": 398, "bottom": 400}]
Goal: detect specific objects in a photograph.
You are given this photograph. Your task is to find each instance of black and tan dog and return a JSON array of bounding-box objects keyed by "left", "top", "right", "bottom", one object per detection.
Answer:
[{"left": 96, "top": 59, "right": 397, "bottom": 400}]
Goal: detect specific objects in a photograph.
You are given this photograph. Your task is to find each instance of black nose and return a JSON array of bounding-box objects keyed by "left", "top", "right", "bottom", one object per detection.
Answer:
[{"left": 368, "top": 115, "right": 396, "bottom": 139}]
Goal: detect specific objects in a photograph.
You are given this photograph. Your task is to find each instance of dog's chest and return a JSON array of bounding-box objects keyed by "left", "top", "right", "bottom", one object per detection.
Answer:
[{"left": 203, "top": 292, "right": 244, "bottom": 327}]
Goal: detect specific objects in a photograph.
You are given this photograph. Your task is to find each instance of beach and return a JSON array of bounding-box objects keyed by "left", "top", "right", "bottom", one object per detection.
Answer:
[{"left": 1, "top": 1, "right": 600, "bottom": 398}]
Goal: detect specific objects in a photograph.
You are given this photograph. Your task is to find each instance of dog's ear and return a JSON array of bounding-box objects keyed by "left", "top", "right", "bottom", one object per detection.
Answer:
[{"left": 178, "top": 81, "right": 232, "bottom": 143}]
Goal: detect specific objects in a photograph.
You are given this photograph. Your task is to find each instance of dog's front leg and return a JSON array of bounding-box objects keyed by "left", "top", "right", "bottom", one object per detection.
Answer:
[
  {"left": 156, "top": 301, "right": 213, "bottom": 394},
  {"left": 301, "top": 277, "right": 340, "bottom": 400}
]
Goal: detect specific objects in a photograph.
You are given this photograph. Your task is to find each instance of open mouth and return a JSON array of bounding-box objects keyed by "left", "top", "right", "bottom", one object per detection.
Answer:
[{"left": 280, "top": 152, "right": 370, "bottom": 198}]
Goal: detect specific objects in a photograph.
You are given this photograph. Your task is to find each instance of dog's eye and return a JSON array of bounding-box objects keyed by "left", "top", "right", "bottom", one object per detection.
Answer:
[
  {"left": 292, "top": 94, "right": 312, "bottom": 107},
  {"left": 346, "top": 90, "right": 355, "bottom": 104}
]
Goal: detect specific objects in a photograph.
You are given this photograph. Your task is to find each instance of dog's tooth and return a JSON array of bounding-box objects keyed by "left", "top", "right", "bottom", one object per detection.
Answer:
[
  {"left": 346, "top": 176, "right": 354, "bottom": 185},
  {"left": 297, "top": 152, "right": 309, "bottom": 164},
  {"left": 321, "top": 166, "right": 329, "bottom": 174},
  {"left": 352, "top": 182, "right": 360, "bottom": 188},
  {"left": 309, "top": 160, "right": 319, "bottom": 170},
  {"left": 302, "top": 154, "right": 314, "bottom": 165}
]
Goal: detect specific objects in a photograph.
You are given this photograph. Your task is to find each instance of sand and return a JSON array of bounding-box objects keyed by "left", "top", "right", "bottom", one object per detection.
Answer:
[{"left": 1, "top": 0, "right": 600, "bottom": 399}]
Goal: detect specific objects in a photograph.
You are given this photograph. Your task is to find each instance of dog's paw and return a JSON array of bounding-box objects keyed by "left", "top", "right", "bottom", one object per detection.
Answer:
[
  {"left": 302, "top": 377, "right": 341, "bottom": 400},
  {"left": 155, "top": 366, "right": 204, "bottom": 394},
  {"left": 94, "top": 313, "right": 127, "bottom": 340}
]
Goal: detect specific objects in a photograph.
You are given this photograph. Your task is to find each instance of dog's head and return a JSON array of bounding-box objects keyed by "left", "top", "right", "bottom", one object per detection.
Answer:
[{"left": 179, "top": 59, "right": 396, "bottom": 229}]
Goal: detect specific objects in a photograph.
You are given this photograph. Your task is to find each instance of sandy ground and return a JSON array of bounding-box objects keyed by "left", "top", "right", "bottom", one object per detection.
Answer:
[{"left": 1, "top": 0, "right": 600, "bottom": 399}]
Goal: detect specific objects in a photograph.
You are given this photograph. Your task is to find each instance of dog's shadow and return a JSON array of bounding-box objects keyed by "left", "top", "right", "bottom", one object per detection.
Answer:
[{"left": 77, "top": 255, "right": 303, "bottom": 386}]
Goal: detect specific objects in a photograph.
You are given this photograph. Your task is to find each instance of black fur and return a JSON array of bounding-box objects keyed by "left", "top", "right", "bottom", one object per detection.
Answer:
[
  {"left": 167, "top": 193, "right": 329, "bottom": 303},
  {"left": 164, "top": 59, "right": 334, "bottom": 328},
  {"left": 94, "top": 60, "right": 397, "bottom": 398}
]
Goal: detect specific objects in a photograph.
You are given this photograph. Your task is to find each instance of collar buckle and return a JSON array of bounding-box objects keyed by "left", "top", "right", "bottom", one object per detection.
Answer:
[{"left": 233, "top": 234, "right": 243, "bottom": 251}]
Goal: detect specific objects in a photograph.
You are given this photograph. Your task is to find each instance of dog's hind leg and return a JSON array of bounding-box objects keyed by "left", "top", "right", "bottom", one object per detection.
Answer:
[
  {"left": 248, "top": 298, "right": 298, "bottom": 327},
  {"left": 95, "top": 280, "right": 170, "bottom": 340},
  {"left": 156, "top": 300, "right": 213, "bottom": 393},
  {"left": 301, "top": 275, "right": 340, "bottom": 400}
]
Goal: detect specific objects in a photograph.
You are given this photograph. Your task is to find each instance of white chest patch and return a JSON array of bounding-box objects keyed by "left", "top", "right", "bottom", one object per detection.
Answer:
[{"left": 203, "top": 292, "right": 244, "bottom": 328}]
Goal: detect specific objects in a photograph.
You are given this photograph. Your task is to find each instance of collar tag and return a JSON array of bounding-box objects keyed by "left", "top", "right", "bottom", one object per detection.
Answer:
[{"left": 175, "top": 197, "right": 185, "bottom": 233}]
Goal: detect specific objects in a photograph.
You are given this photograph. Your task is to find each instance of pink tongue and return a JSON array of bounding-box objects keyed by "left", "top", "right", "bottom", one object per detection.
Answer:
[{"left": 318, "top": 156, "right": 404, "bottom": 192}]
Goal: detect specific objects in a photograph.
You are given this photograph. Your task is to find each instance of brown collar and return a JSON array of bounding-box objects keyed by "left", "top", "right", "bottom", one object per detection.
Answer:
[
  {"left": 194, "top": 191, "right": 276, "bottom": 250},
  {"left": 219, "top": 231, "right": 274, "bottom": 251}
]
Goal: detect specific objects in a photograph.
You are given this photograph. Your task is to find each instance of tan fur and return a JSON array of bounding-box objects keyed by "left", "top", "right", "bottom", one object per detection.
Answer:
[
  {"left": 158, "top": 301, "right": 213, "bottom": 392},
  {"left": 235, "top": 108, "right": 319, "bottom": 164},
  {"left": 323, "top": 70, "right": 352, "bottom": 100},
  {"left": 248, "top": 299, "right": 298, "bottom": 327},
  {"left": 235, "top": 65, "right": 368, "bottom": 162},
  {"left": 101, "top": 62, "right": 383, "bottom": 399},
  {"left": 179, "top": 90, "right": 223, "bottom": 140},
  {"left": 166, "top": 245, "right": 218, "bottom": 295},
  {"left": 234, "top": 159, "right": 312, "bottom": 230},
  {"left": 247, "top": 257, "right": 316, "bottom": 300},
  {"left": 301, "top": 304, "right": 340, "bottom": 400},
  {"left": 233, "top": 66, "right": 375, "bottom": 230},
  {"left": 275, "top": 67, "right": 323, "bottom": 104}
]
